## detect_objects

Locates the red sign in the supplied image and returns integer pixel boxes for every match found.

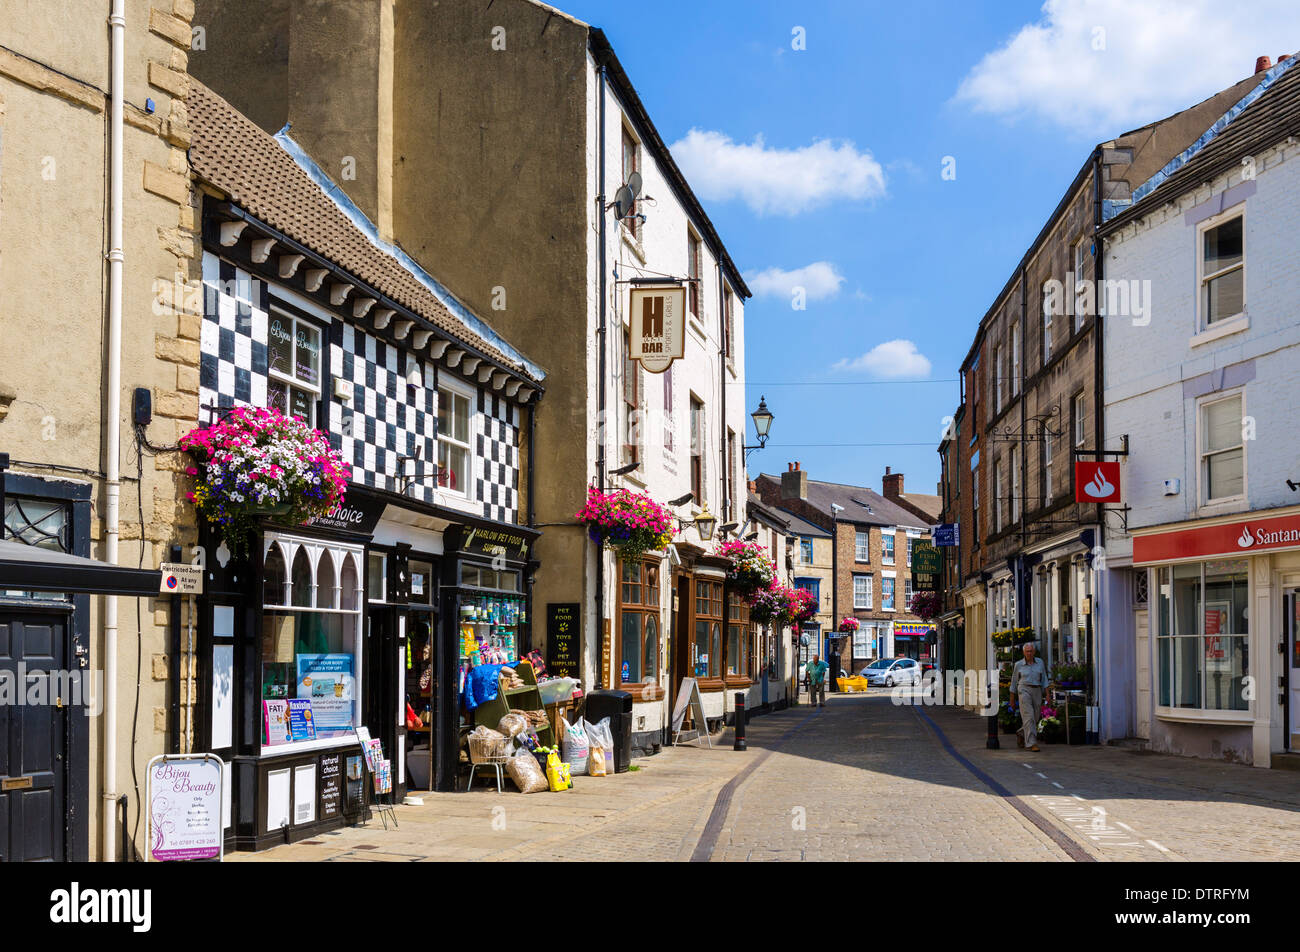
[1204,610,1222,636]
[1074,461,1121,503]
[1133,510,1300,564]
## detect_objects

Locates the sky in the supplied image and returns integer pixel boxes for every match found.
[558,0,1299,497]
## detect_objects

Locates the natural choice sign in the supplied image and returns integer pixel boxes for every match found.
[629,285,686,373]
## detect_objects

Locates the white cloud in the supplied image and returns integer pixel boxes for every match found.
[746,261,845,300]
[953,0,1300,133]
[668,129,886,216]
[833,340,932,379]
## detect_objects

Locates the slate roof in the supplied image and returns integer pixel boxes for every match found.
[187,81,544,381]
[758,475,932,530]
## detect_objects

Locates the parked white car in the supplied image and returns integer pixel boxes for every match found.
[861,657,921,687]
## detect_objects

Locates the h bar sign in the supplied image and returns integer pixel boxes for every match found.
[629,285,685,374]
[1074,461,1121,504]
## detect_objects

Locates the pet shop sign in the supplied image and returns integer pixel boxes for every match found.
[147,754,225,862]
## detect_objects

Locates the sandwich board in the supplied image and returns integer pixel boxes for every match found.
[670,677,711,748]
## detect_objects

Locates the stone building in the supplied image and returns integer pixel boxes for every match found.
[0,0,200,860]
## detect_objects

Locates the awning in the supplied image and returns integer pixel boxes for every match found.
[0,539,162,597]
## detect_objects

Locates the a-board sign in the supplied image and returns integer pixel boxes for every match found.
[670,677,711,748]
[319,752,342,819]
[546,603,580,679]
[147,754,224,862]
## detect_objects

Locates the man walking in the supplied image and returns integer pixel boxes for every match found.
[1009,642,1050,751]
[805,654,829,708]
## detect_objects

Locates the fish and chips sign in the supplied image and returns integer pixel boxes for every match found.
[629,285,686,374]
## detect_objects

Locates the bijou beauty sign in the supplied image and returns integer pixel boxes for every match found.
[146,754,225,862]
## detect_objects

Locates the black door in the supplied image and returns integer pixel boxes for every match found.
[0,611,68,861]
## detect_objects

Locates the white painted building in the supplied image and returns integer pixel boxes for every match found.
[1099,55,1300,765]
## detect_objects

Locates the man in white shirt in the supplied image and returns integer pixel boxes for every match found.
[1009,642,1050,751]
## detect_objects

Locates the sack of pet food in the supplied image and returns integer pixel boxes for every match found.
[506,747,548,794]
[497,712,529,738]
[560,716,589,776]
[545,749,571,792]
[585,717,615,775]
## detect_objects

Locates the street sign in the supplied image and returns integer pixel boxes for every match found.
[932,523,960,547]
[1074,461,1121,503]
[159,562,203,595]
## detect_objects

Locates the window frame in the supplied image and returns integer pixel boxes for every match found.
[692,576,724,680]
[621,324,641,466]
[1196,207,1245,332]
[436,380,475,500]
[687,231,703,320]
[882,532,895,566]
[266,304,324,428]
[1154,561,1251,718]
[853,573,873,610]
[621,125,641,242]
[1197,390,1246,507]
[881,576,896,613]
[1041,281,1054,366]
[1073,392,1086,449]
[1073,237,1090,333]
[689,395,704,503]
[618,557,661,687]
[854,529,870,563]
[1010,321,1020,396]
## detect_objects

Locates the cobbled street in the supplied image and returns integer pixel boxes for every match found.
[233,691,1300,863]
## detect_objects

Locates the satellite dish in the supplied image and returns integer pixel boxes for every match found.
[627,171,643,198]
[613,184,635,219]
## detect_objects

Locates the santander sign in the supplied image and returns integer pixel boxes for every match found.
[1074,461,1121,504]
[1134,510,1300,564]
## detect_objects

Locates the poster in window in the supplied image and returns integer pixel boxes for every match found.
[268,315,294,376]
[287,698,317,741]
[297,654,355,734]
[289,386,314,423]
[263,699,292,746]
[295,323,321,386]
[629,286,686,373]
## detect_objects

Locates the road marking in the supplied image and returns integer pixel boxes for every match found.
[1036,772,1047,778]
[1022,763,1033,769]
[1051,782,1064,789]
[1116,821,1135,833]
[1147,839,1170,852]
[1072,795,1085,802]
[1029,796,1153,852]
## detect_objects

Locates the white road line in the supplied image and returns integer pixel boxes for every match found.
[1051,782,1064,789]
[1023,763,1033,769]
[1071,795,1085,802]
[1147,839,1170,853]
[1116,821,1136,833]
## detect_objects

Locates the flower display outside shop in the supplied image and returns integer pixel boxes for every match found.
[179,405,349,556]
[908,589,943,621]
[747,583,791,625]
[575,487,675,562]
[1053,663,1089,690]
[714,539,776,599]
[990,626,1037,648]
[786,587,818,627]
[838,616,860,634]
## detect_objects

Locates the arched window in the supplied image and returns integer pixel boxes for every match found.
[263,542,286,606]
[340,554,359,612]
[316,549,337,609]
[291,547,313,608]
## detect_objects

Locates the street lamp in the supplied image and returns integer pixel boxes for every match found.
[694,503,717,542]
[750,396,774,447]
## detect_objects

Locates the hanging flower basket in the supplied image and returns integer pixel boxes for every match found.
[785,587,818,628]
[714,539,776,600]
[180,405,349,557]
[838,616,860,634]
[575,487,674,563]
[908,590,943,621]
[748,583,789,625]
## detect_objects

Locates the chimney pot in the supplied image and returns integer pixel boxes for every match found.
[1256,55,1273,73]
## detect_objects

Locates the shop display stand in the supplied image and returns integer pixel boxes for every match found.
[355,728,399,831]
[472,660,556,747]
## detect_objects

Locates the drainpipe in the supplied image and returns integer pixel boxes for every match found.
[595,60,607,688]
[717,264,727,522]
[103,0,126,862]
[1091,147,1105,741]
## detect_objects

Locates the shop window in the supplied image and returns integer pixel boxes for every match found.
[409,559,434,605]
[260,535,365,751]
[618,558,660,684]
[727,593,752,679]
[366,552,386,602]
[1156,560,1248,712]
[437,386,472,497]
[693,577,723,678]
[266,307,321,427]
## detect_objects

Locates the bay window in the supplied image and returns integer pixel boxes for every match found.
[1156,560,1248,712]
[693,577,723,679]
[618,558,660,685]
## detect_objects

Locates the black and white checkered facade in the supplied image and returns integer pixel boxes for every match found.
[200,251,521,522]
[475,392,519,523]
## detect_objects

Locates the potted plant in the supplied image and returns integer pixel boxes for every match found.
[1037,705,1064,743]
[575,487,675,562]
[997,701,1020,734]
[838,616,860,635]
[180,405,349,556]
[715,539,776,600]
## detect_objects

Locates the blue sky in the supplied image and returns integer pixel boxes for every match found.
[559,0,1296,496]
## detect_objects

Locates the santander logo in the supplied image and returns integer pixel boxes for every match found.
[1237,526,1255,549]
[1082,468,1115,499]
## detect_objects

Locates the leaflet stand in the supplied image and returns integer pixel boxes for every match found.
[670,678,712,748]
[355,727,398,831]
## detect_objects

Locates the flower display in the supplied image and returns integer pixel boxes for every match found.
[991,626,1038,647]
[714,539,776,599]
[747,582,817,628]
[575,487,675,562]
[838,616,860,633]
[180,405,349,555]
[908,589,943,621]
[786,587,818,627]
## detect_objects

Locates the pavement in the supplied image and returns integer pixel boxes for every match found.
[230,689,1300,862]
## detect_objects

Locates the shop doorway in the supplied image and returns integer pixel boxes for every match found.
[1287,591,1300,751]
[671,573,690,696]
[0,609,68,861]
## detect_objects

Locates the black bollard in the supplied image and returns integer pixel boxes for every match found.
[733,692,747,751]
[986,708,1000,750]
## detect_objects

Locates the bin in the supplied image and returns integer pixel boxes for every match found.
[585,689,633,773]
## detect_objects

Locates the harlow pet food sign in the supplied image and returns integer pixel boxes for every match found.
[629,285,686,374]
[1133,510,1300,564]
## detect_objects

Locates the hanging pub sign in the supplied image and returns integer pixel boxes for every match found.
[629,285,686,374]
[1075,461,1121,503]
[931,523,960,547]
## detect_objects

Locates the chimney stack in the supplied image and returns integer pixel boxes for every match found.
[781,461,808,502]
[1256,55,1273,73]
[883,468,904,501]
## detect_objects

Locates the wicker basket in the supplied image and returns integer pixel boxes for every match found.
[467,727,507,764]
